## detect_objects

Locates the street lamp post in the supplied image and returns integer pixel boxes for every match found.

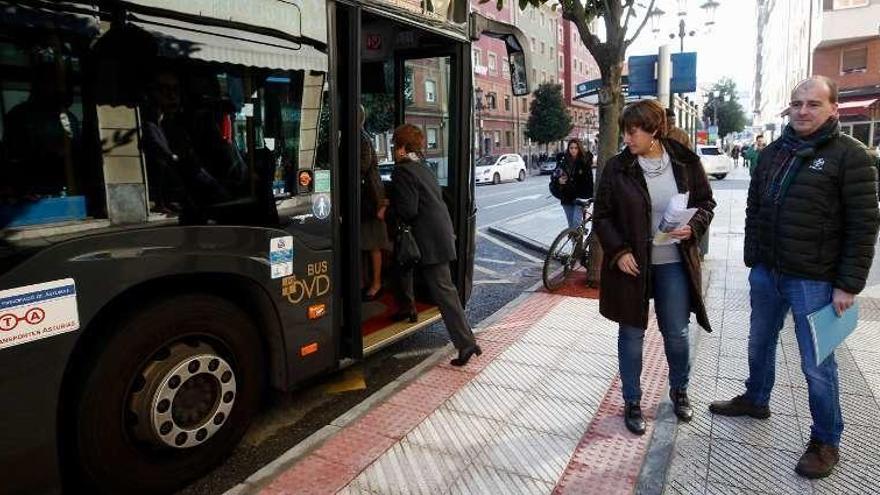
[475,87,484,159]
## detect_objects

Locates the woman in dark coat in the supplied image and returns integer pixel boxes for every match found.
[556,138,594,228]
[359,106,389,300]
[390,124,481,367]
[593,99,716,435]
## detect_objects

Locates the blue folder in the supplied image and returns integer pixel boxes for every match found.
[807,302,859,365]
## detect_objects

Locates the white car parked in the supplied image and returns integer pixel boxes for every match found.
[474,154,527,185]
[697,145,733,180]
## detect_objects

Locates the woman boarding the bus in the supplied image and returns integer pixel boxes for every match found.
[554,138,594,228]
[593,99,715,435]
[389,124,481,367]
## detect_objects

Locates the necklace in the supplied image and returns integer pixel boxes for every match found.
[638,149,670,178]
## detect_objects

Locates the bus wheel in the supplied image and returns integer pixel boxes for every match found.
[493,172,501,185]
[73,294,264,494]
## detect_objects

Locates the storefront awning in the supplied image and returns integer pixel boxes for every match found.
[129,13,327,73]
[838,98,878,117]
[0,1,99,37]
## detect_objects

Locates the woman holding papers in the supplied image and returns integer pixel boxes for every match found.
[593,99,716,435]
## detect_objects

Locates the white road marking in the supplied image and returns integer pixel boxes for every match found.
[475,257,517,265]
[478,231,544,263]
[474,279,514,285]
[482,194,544,210]
[474,264,502,277]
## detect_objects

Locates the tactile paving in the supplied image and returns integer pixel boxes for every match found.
[706,439,812,494]
[344,439,467,495]
[473,359,551,392]
[403,406,503,459]
[473,423,580,484]
[791,388,880,428]
[714,377,797,414]
[444,381,528,422]
[506,393,596,440]
[520,324,582,349]
[497,341,567,369]
[555,350,618,379]
[812,459,880,495]
[531,369,611,406]
[445,462,554,495]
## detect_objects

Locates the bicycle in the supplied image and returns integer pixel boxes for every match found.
[542,198,594,291]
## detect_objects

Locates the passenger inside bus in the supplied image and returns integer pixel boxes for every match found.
[359,105,390,302]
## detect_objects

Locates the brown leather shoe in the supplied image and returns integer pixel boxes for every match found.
[795,439,839,479]
[709,394,771,419]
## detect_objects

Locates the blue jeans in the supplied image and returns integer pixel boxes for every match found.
[561,203,584,229]
[619,262,692,403]
[745,264,843,446]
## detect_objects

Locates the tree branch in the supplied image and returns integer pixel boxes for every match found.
[560,0,600,54]
[624,0,655,48]
[621,0,636,37]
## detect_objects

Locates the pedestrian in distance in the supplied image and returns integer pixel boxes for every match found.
[710,76,880,479]
[551,138,594,228]
[665,107,692,150]
[389,124,481,367]
[745,134,766,177]
[593,99,716,435]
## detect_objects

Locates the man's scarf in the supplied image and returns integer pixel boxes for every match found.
[765,118,839,204]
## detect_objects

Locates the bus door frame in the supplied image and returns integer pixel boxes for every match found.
[392,42,474,304]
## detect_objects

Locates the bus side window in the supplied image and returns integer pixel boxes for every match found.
[0,34,103,229]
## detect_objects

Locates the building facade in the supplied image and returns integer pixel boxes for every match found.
[812,0,880,148]
[752,0,823,138]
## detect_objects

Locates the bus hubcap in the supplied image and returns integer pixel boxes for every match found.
[130,343,237,449]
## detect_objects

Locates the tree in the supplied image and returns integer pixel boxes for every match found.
[513,0,656,284]
[525,83,573,150]
[703,78,748,138]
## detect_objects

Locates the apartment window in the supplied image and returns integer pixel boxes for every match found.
[531,37,536,52]
[486,92,497,110]
[832,0,869,9]
[541,42,545,54]
[504,94,511,111]
[542,70,547,82]
[472,48,481,66]
[841,47,868,73]
[559,55,563,67]
[550,47,554,58]
[425,80,437,103]
[488,53,497,72]
[532,68,537,83]
[540,12,545,26]
[426,128,438,149]
[505,130,513,147]
[502,57,509,77]
[521,98,528,112]
[493,130,501,146]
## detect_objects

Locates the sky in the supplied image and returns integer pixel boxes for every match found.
[625,0,758,109]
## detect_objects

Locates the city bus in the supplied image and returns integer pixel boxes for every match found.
[0,0,529,493]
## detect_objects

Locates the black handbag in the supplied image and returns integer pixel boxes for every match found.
[395,223,421,267]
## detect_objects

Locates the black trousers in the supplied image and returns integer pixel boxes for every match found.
[399,262,476,351]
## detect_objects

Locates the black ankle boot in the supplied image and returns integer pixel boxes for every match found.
[670,388,693,422]
[624,402,646,435]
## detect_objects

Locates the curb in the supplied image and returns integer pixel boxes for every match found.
[486,225,550,255]
[224,286,545,495]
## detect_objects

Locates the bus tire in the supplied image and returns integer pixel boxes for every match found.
[72,294,264,494]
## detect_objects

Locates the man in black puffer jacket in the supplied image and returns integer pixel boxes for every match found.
[711,76,880,480]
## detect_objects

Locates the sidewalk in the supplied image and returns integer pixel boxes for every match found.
[228,173,880,494]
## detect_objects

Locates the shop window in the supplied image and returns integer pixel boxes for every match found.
[852,123,871,146]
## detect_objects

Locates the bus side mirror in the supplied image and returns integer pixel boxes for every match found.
[508,51,528,96]
[469,13,530,97]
